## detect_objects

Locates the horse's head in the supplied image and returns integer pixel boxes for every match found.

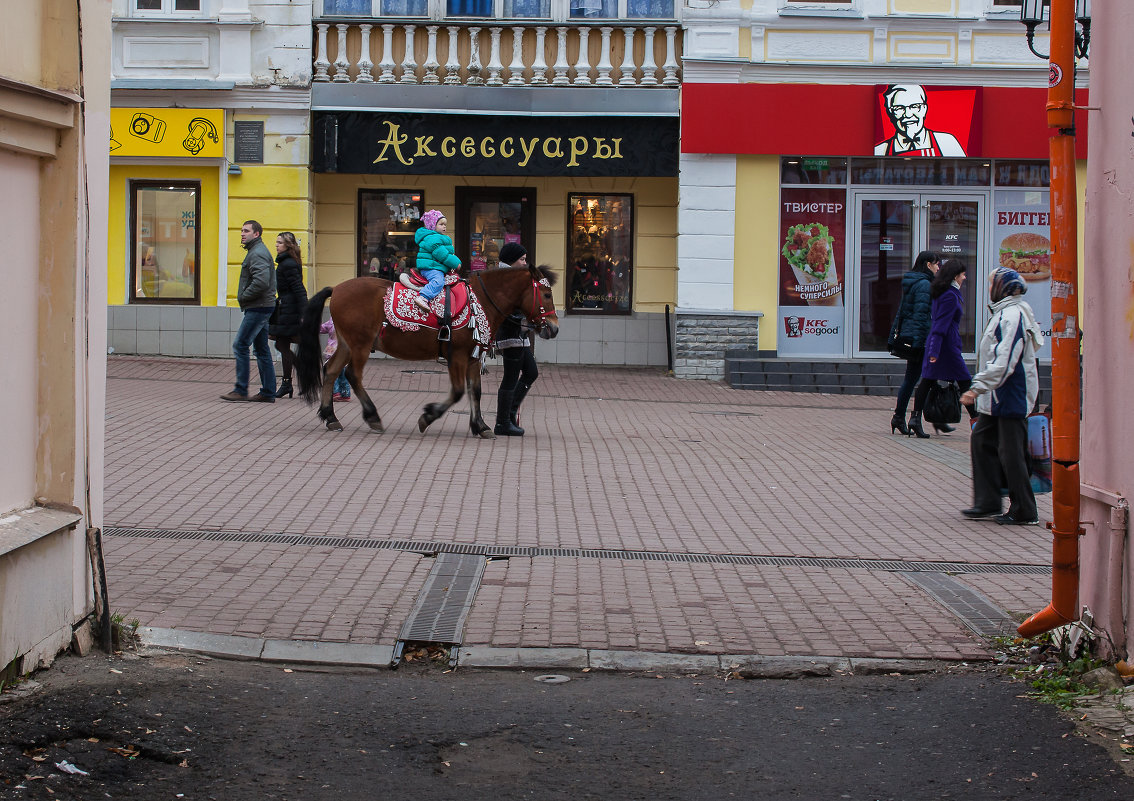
[528,264,559,339]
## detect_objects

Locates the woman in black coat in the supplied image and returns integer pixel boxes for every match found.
[887,250,939,434]
[493,242,539,437]
[268,231,307,398]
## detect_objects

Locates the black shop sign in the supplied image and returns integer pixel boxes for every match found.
[313,111,678,177]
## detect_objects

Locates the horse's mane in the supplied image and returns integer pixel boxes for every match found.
[535,264,558,286]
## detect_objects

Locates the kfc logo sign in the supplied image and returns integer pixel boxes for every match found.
[784,316,840,337]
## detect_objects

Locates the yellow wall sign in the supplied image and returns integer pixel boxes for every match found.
[110,108,225,158]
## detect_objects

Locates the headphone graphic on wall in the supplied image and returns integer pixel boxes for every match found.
[183,117,219,155]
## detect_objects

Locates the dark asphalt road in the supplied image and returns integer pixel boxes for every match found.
[1,651,1131,801]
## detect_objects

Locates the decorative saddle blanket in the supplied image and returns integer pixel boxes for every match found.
[383,273,490,345]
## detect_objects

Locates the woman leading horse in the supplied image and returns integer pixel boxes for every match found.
[294,264,558,437]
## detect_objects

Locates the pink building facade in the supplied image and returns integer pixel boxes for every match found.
[1080,0,1133,658]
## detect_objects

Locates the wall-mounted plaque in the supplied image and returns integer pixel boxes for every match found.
[233,121,264,164]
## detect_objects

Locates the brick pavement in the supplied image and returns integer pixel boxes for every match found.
[102,356,1053,662]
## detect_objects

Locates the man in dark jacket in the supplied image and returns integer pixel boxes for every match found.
[220,220,278,402]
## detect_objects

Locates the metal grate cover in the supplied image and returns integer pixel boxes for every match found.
[397,553,485,644]
[104,527,1050,576]
[901,572,1021,638]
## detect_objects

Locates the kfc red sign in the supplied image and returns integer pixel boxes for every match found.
[783,316,840,338]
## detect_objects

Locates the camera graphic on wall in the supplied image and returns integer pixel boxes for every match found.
[183,117,219,155]
[129,112,166,143]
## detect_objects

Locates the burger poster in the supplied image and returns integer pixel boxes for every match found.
[994,195,1052,359]
[778,188,847,355]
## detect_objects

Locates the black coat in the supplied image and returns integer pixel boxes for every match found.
[888,269,933,350]
[269,254,307,338]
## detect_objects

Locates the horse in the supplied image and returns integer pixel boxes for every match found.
[294,265,559,437]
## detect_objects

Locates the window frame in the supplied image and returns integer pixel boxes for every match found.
[131,0,208,18]
[129,179,203,306]
[317,0,677,22]
[565,192,634,316]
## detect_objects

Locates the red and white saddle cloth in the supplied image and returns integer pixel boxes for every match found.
[383,272,490,345]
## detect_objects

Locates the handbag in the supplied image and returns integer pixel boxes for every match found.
[888,284,917,359]
[923,380,962,425]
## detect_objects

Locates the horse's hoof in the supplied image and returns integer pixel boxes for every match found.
[417,415,429,433]
[366,419,384,433]
[327,420,343,432]
[479,428,495,439]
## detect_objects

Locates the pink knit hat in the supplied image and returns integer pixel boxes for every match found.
[421,209,445,230]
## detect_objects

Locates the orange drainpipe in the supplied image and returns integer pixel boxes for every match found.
[1018,0,1084,639]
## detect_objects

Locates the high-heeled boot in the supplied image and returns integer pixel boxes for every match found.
[907,411,930,439]
[932,422,955,433]
[890,411,910,435]
[510,381,532,431]
[275,379,293,399]
[494,389,523,436]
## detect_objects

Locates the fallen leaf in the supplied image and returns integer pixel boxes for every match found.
[109,669,123,674]
[87,738,99,743]
[283,669,293,673]
[179,759,190,768]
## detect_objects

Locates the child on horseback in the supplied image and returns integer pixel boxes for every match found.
[412,210,463,314]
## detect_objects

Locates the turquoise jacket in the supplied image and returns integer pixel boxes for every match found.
[414,227,462,274]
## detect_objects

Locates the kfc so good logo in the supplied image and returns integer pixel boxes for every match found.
[784,317,840,337]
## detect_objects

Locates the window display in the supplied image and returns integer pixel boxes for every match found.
[357,189,424,279]
[566,193,632,314]
[130,181,201,303]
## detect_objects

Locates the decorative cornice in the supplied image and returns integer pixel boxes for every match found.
[0,78,78,159]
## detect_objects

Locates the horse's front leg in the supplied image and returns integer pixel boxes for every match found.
[466,357,493,438]
[346,353,383,433]
[417,361,466,434]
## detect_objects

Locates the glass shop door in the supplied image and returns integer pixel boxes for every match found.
[454,187,537,273]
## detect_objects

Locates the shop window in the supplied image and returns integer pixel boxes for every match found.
[993,160,1051,187]
[570,0,673,17]
[358,189,425,279]
[781,157,848,185]
[130,181,201,304]
[566,194,632,315]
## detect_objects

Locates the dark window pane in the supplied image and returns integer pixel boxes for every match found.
[781,156,848,185]
[570,0,614,17]
[505,0,548,16]
[447,0,493,15]
[567,194,632,314]
[132,183,200,303]
[358,190,424,279]
[994,160,1051,187]
[381,0,427,12]
[325,0,372,14]
[627,0,673,17]
[174,0,200,10]
[849,158,990,187]
[136,0,161,9]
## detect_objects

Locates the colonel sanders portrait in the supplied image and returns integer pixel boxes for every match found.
[874,84,966,157]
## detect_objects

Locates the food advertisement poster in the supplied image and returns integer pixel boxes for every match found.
[778,188,847,355]
[994,192,1052,359]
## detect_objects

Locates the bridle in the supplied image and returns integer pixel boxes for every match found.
[474,269,554,333]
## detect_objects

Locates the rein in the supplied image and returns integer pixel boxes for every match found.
[474,270,550,331]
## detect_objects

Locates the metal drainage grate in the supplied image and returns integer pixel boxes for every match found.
[392,553,485,667]
[104,527,1050,576]
[901,572,1021,638]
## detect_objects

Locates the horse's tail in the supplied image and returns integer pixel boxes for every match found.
[296,287,332,404]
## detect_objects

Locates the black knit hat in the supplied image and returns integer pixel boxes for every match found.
[498,242,527,266]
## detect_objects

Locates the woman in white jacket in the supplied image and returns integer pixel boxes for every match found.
[960,268,1044,526]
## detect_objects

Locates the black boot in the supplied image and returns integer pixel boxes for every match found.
[907,411,930,439]
[932,422,956,433]
[890,411,910,435]
[510,381,532,430]
[275,379,293,399]
[494,389,524,436]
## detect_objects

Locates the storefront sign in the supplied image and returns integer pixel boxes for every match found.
[995,193,1053,359]
[777,188,847,356]
[110,108,224,158]
[313,111,679,177]
[874,85,979,158]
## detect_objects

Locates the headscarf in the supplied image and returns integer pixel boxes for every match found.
[989,267,1026,303]
[421,209,445,231]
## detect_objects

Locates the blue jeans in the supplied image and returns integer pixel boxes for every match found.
[419,269,445,301]
[333,369,351,397]
[233,306,276,396]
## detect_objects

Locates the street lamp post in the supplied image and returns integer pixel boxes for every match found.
[1017,0,1089,639]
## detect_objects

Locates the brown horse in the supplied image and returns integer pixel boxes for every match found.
[294,265,558,437]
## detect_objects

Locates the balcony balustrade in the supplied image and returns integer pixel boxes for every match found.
[312,21,681,87]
